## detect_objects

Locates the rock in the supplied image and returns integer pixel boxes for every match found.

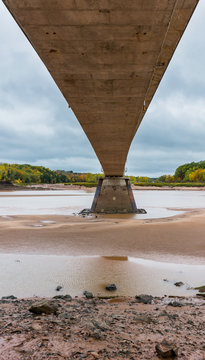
[135,294,153,304]
[1,295,17,300]
[194,285,205,293]
[31,322,42,331]
[92,319,109,331]
[53,294,72,301]
[106,284,117,291]
[55,285,63,291]
[155,340,178,358]
[136,208,147,214]
[59,312,71,320]
[89,329,102,339]
[196,293,205,298]
[135,315,153,323]
[90,352,99,359]
[83,291,94,299]
[158,311,169,318]
[168,301,183,307]
[174,281,184,287]
[86,319,108,340]
[79,208,92,216]
[29,301,58,315]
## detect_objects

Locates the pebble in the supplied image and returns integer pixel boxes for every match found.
[83,291,94,299]
[56,285,63,291]
[90,351,99,358]
[155,339,178,358]
[53,294,72,301]
[135,294,153,304]
[29,300,58,315]
[168,301,183,307]
[106,284,117,291]
[2,295,17,300]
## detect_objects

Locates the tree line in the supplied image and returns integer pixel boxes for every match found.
[0,161,204,186]
[0,163,103,185]
[137,160,205,184]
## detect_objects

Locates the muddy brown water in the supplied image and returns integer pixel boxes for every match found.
[0,254,204,298]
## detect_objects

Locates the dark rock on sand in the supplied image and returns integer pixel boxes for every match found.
[136,208,147,214]
[53,294,72,301]
[79,208,92,216]
[174,281,184,287]
[194,285,205,292]
[135,294,153,304]
[135,314,153,324]
[29,300,58,315]
[196,293,205,298]
[83,291,94,299]
[86,319,109,339]
[155,339,178,358]
[168,301,183,307]
[106,284,117,291]
[1,295,17,300]
[55,285,63,291]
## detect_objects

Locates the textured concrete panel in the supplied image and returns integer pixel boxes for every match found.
[3,0,199,175]
[91,177,137,213]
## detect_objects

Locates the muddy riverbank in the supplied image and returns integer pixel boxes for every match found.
[0,295,204,360]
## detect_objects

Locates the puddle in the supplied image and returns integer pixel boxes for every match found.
[0,254,204,299]
[40,220,56,224]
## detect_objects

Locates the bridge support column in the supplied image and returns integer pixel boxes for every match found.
[91,177,137,213]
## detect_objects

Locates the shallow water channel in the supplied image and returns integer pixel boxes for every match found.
[0,188,205,218]
[0,254,204,298]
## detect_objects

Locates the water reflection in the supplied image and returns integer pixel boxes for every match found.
[102,256,128,261]
[0,254,204,298]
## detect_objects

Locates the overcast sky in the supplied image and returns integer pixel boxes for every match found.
[0,2,204,177]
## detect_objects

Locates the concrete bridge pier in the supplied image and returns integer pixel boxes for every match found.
[91,177,137,214]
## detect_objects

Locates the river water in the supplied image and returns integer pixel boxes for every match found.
[0,189,205,218]
[0,189,204,298]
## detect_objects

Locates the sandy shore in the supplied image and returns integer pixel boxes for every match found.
[0,209,204,263]
[1,183,205,192]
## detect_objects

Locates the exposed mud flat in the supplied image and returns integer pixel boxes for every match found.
[0,296,204,360]
[0,209,205,261]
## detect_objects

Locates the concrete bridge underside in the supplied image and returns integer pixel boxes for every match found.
[3,0,198,213]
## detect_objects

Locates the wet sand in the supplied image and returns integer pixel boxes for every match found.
[0,209,204,263]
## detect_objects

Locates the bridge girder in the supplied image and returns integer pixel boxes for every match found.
[2,0,199,176]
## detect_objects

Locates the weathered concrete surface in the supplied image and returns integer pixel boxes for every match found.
[2,0,199,176]
[91,177,137,213]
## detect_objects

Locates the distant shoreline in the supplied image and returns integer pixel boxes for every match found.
[0,183,205,192]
